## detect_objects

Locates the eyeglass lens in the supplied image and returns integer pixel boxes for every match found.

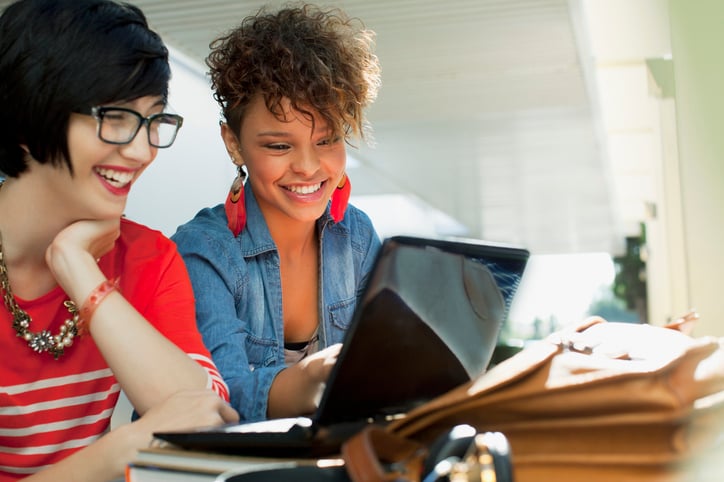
[97,108,182,148]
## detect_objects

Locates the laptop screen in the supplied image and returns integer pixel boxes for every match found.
[315,235,529,426]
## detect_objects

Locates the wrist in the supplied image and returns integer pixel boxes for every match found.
[105,423,144,478]
[77,277,120,336]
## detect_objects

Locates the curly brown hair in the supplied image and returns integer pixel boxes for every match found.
[207,2,380,143]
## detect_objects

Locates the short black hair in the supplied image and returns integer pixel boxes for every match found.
[0,0,171,177]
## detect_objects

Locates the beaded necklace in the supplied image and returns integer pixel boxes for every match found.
[0,185,79,359]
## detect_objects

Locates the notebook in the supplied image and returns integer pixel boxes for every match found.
[154,235,529,457]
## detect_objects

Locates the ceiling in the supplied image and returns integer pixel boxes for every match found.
[3,0,653,255]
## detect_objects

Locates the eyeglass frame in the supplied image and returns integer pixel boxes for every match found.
[80,106,184,148]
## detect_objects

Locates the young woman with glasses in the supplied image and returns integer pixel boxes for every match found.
[0,0,238,480]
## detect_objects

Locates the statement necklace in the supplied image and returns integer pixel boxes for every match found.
[0,230,79,359]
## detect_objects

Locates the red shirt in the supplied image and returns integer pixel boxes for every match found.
[0,219,228,480]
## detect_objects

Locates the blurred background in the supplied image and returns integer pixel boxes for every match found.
[3,0,720,338]
[102,0,724,340]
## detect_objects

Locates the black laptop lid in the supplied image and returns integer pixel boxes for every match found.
[314,235,529,426]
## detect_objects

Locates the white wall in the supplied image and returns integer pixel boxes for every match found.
[124,49,234,237]
[667,0,724,337]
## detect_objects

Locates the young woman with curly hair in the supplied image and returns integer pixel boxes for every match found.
[172,3,382,422]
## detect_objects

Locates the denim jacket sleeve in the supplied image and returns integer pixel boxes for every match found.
[172,207,283,421]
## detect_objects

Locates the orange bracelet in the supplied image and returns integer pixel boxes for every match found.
[77,277,120,336]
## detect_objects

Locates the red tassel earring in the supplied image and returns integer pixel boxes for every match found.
[225,164,247,236]
[330,173,351,223]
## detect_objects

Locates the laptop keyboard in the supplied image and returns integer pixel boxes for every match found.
[221,417,313,433]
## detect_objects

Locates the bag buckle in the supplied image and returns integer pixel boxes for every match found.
[425,432,511,482]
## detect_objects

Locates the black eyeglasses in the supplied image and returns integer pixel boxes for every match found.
[85,106,184,148]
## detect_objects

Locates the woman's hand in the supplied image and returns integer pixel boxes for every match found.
[297,342,342,388]
[267,343,342,418]
[50,218,121,261]
[44,218,120,302]
[112,389,239,474]
[135,388,240,434]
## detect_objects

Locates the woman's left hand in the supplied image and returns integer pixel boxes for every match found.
[45,218,121,302]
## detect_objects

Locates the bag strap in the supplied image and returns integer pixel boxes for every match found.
[342,426,428,482]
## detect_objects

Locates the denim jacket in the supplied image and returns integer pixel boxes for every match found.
[171,185,381,421]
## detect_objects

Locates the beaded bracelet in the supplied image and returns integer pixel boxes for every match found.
[77,277,121,336]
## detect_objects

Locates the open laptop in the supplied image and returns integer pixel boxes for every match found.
[155,235,529,457]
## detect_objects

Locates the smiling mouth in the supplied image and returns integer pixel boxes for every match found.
[284,182,323,194]
[95,167,134,188]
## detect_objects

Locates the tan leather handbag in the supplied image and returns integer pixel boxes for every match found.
[385,316,724,482]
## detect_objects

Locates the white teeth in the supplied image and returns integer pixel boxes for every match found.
[286,183,322,194]
[95,167,134,188]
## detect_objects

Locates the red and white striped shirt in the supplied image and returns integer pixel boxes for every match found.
[0,219,228,480]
